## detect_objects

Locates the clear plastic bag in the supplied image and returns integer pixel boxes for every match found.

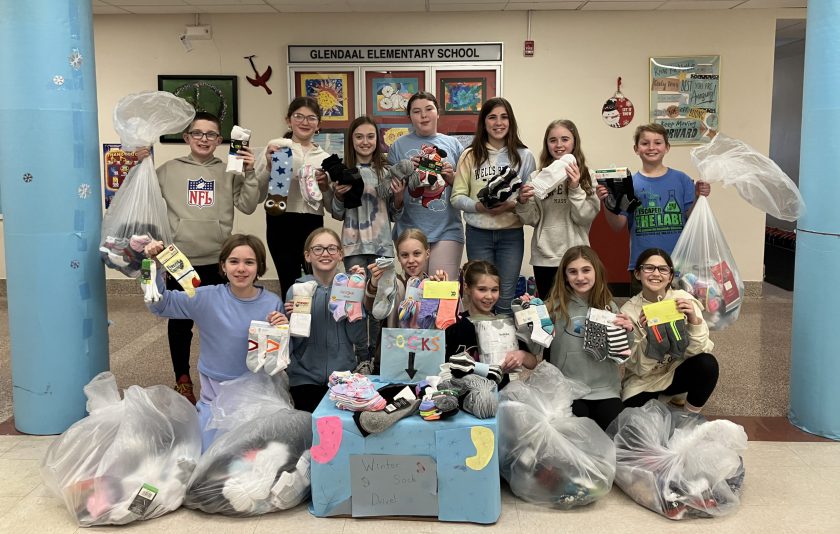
[100,91,195,277]
[497,363,616,508]
[671,196,744,330]
[186,372,312,516]
[690,132,804,221]
[40,372,201,526]
[607,400,747,520]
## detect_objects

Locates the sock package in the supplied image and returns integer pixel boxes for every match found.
[529,154,577,199]
[398,277,423,328]
[593,167,641,215]
[140,258,162,303]
[155,244,201,297]
[226,126,251,175]
[414,144,447,190]
[512,297,555,348]
[247,321,291,375]
[329,272,367,323]
[289,280,318,338]
[582,308,631,364]
[642,300,689,361]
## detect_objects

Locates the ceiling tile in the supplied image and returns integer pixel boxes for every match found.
[505,2,583,9]
[581,1,665,9]
[105,0,188,5]
[193,4,277,11]
[93,5,133,14]
[345,0,425,11]
[658,0,743,8]
[735,0,806,7]
[112,4,199,12]
[430,3,507,10]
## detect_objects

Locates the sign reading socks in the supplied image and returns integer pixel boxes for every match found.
[380,328,445,382]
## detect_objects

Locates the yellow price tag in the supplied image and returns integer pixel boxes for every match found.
[422,281,460,300]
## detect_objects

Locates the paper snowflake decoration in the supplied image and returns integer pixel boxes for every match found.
[78,183,91,199]
[53,75,65,86]
[23,173,32,183]
[69,49,83,70]
[70,260,80,269]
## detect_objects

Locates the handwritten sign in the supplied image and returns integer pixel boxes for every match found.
[380,328,445,381]
[651,78,681,92]
[350,455,438,517]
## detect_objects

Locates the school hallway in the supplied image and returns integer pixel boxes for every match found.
[1,283,839,533]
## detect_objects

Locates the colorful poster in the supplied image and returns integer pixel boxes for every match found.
[649,56,720,145]
[301,73,350,121]
[102,144,144,209]
[371,78,418,116]
[379,124,411,154]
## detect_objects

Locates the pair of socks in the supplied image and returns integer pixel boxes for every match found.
[330,273,366,322]
[322,154,364,209]
[582,308,632,363]
[397,277,422,328]
[438,375,498,419]
[597,169,641,214]
[448,351,503,384]
[530,153,577,199]
[646,319,689,362]
[413,279,459,330]
[371,257,397,320]
[477,166,523,208]
[374,159,416,199]
[297,163,322,211]
[155,244,201,297]
[511,297,555,348]
[353,384,420,436]
[140,258,162,303]
[266,143,294,215]
[289,280,318,337]
[419,394,459,421]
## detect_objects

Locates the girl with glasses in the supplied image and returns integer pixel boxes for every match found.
[283,228,368,412]
[258,96,333,297]
[620,248,719,413]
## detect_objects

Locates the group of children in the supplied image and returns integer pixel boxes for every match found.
[141,89,717,437]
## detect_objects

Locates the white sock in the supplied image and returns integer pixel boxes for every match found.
[530,153,576,199]
[372,257,397,320]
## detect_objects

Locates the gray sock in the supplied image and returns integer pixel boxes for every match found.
[359,398,421,435]
[645,323,671,362]
[372,257,397,320]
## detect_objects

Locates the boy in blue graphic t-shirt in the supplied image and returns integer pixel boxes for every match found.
[597,123,710,292]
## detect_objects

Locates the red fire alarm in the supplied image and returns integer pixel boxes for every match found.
[524,40,534,57]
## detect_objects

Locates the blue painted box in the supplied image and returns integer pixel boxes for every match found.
[309,380,501,524]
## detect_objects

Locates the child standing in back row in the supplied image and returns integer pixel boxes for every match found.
[597,123,710,293]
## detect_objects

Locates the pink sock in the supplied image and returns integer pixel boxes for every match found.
[346,273,366,322]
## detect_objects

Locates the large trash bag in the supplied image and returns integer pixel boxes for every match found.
[498,363,616,508]
[100,91,195,277]
[671,196,744,330]
[40,372,201,526]
[607,400,747,520]
[690,132,804,221]
[185,373,312,516]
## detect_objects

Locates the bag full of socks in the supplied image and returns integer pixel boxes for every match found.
[497,363,616,508]
[186,373,312,516]
[607,399,747,520]
[100,91,195,277]
[40,372,201,527]
[670,196,744,330]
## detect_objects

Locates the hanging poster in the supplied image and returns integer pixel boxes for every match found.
[102,143,146,209]
[294,70,356,130]
[649,56,719,145]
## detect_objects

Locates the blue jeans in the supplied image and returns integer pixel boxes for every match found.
[465,225,524,316]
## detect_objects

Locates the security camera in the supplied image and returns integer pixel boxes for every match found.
[179,34,193,52]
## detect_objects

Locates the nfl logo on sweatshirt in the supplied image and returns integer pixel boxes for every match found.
[188,178,215,208]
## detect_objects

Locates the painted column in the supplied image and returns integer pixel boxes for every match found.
[0,1,109,434]
[789,0,840,439]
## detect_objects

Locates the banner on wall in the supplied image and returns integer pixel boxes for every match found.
[289,44,503,64]
[649,55,720,145]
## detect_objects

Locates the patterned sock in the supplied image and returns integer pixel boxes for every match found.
[298,163,322,211]
[606,324,631,363]
[529,297,554,335]
[266,144,294,215]
[583,320,610,362]
[398,277,422,328]
[331,273,349,321]
[345,273,366,322]
[155,244,201,297]
[417,280,439,329]
[435,297,459,329]
[645,323,671,362]
[372,257,397,320]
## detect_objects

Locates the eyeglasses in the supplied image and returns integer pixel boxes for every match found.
[309,245,340,256]
[187,130,220,141]
[640,264,672,275]
[291,113,319,124]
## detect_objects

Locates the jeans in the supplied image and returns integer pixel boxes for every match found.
[465,225,524,316]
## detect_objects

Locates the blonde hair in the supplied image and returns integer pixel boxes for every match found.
[395,228,429,252]
[303,227,341,255]
[544,246,613,326]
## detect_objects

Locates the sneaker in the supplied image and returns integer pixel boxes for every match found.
[174,374,197,405]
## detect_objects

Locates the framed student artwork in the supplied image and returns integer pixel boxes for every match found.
[379,124,412,154]
[434,68,497,135]
[649,55,720,145]
[364,70,424,118]
[293,70,356,131]
[158,75,238,143]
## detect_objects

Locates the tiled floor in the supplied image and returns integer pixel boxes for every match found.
[1,436,839,533]
[2,284,840,532]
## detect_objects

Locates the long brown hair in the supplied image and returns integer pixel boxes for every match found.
[344,115,386,174]
[545,246,613,326]
[467,97,526,172]
[538,119,593,195]
[283,96,322,139]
